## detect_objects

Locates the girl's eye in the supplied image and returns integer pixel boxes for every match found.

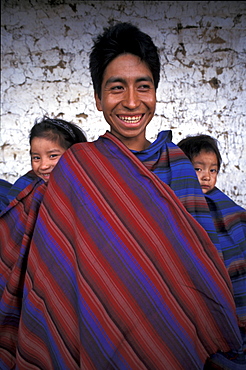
[211,169,218,173]
[32,156,40,161]
[194,167,202,172]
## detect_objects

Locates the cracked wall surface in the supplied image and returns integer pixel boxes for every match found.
[1,0,246,207]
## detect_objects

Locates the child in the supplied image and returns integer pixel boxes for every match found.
[177,134,221,194]
[0,116,86,211]
[29,116,86,182]
[178,134,246,368]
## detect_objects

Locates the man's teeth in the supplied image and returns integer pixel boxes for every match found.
[119,115,142,123]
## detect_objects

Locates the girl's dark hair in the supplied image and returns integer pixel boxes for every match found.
[29,116,87,149]
[89,22,160,99]
[177,134,222,171]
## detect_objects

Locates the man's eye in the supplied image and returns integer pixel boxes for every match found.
[138,84,150,90]
[111,85,124,91]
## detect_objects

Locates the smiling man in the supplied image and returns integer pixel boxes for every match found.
[0,23,244,369]
[95,53,156,150]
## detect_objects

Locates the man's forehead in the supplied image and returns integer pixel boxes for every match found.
[103,54,153,77]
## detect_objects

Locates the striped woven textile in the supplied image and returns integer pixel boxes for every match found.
[135,130,246,329]
[0,132,241,369]
[0,170,38,213]
[133,131,221,249]
[206,188,246,327]
[0,180,12,213]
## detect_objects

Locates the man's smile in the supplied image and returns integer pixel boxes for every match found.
[117,114,143,124]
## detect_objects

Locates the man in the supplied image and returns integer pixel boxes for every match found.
[0,22,242,369]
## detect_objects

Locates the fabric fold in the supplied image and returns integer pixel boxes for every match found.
[0,132,241,369]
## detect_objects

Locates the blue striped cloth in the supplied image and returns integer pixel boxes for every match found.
[133,130,221,250]
[0,132,242,369]
[134,130,246,329]
[206,188,246,326]
[0,171,37,213]
[135,130,246,365]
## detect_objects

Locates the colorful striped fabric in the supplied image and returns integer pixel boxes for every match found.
[0,171,38,213]
[133,131,221,249]
[135,130,246,329]
[206,188,246,327]
[0,180,12,213]
[0,132,242,369]
[138,131,246,365]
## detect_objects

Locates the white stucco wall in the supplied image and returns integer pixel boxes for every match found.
[1,0,246,207]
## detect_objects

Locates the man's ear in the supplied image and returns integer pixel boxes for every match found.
[95,92,103,111]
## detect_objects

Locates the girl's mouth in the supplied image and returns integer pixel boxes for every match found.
[40,173,51,181]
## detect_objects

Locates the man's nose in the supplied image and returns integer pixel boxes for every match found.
[123,88,140,109]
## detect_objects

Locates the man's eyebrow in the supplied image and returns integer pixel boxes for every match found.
[105,77,124,86]
[136,76,153,83]
[105,76,153,86]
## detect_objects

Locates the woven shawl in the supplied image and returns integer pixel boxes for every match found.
[135,130,246,328]
[0,132,241,370]
[0,170,37,213]
[133,130,220,249]
[0,180,12,212]
[206,188,246,326]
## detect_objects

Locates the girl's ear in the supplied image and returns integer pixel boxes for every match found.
[95,92,103,111]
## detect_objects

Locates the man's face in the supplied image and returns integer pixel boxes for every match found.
[95,53,156,150]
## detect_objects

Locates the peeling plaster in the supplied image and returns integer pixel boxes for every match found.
[1,0,246,207]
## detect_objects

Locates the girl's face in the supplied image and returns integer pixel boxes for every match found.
[30,137,66,182]
[192,150,219,194]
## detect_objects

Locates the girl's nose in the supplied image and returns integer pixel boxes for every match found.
[202,170,210,180]
[39,159,50,169]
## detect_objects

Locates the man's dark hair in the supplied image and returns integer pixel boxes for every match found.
[177,134,222,171]
[29,116,87,150]
[89,22,160,99]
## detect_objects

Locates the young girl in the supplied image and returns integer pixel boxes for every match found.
[178,134,246,369]
[29,116,86,182]
[0,116,86,211]
[177,134,221,194]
